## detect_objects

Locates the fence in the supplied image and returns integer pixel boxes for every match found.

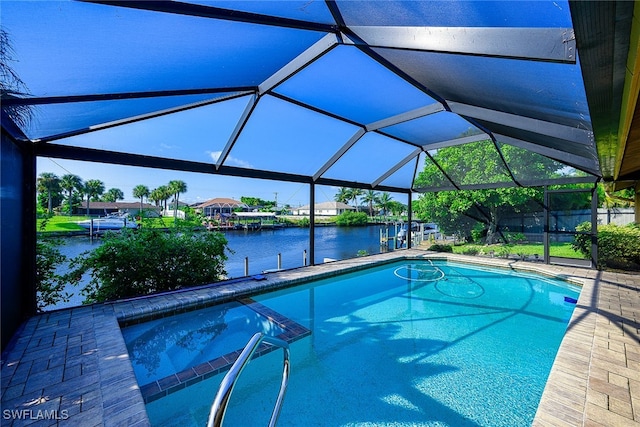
[161,209,186,219]
[499,208,635,242]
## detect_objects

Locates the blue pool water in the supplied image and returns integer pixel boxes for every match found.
[133,260,580,426]
[122,301,285,384]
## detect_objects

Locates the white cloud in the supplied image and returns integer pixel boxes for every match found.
[208,151,253,168]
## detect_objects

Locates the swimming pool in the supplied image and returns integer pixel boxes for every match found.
[124,260,580,426]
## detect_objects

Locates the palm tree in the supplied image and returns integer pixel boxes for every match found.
[335,187,351,204]
[133,185,150,216]
[361,190,379,217]
[168,180,187,222]
[60,174,83,216]
[102,188,124,203]
[149,188,163,207]
[376,192,393,221]
[350,188,364,212]
[156,185,172,212]
[83,179,105,216]
[37,172,60,214]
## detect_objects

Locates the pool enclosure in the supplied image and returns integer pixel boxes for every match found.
[2,1,639,348]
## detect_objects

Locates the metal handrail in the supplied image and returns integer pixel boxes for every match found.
[207,333,290,427]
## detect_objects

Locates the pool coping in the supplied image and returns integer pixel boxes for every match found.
[1,249,638,426]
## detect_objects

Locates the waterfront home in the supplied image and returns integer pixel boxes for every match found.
[194,198,249,217]
[292,201,355,217]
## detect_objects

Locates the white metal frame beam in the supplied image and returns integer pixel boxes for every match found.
[347,26,576,63]
[372,147,422,188]
[421,133,492,151]
[313,128,366,181]
[448,101,595,146]
[258,33,341,95]
[365,103,445,131]
[495,133,601,176]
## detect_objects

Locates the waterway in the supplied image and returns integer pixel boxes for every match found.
[48,225,404,310]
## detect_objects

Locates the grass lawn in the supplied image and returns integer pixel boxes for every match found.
[37,215,201,232]
[37,215,87,232]
[451,242,585,259]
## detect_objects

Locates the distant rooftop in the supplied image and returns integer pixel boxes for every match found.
[194,198,248,209]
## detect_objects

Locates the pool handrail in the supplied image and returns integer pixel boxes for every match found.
[207,332,290,427]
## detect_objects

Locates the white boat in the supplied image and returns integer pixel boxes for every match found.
[77,212,138,231]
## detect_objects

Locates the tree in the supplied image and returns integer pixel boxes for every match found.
[168,180,187,222]
[149,187,163,207]
[240,196,275,210]
[388,200,406,217]
[67,228,228,303]
[350,188,364,212]
[334,187,363,211]
[60,174,83,215]
[83,179,105,215]
[361,190,379,217]
[335,187,351,204]
[156,185,172,212]
[598,183,635,208]
[133,185,150,215]
[37,172,60,214]
[376,192,393,220]
[36,238,69,310]
[102,188,124,203]
[413,141,562,244]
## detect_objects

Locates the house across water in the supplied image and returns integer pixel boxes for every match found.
[291,201,355,217]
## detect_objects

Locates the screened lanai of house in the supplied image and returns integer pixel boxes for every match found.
[2,0,639,347]
[4,0,637,193]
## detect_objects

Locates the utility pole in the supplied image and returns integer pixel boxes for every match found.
[274,192,278,209]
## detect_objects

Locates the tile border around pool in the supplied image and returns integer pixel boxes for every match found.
[138,297,311,403]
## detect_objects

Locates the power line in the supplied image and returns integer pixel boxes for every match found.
[45,158,75,175]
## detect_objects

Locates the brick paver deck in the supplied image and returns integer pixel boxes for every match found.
[1,250,638,426]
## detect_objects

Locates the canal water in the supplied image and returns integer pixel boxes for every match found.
[48,225,402,310]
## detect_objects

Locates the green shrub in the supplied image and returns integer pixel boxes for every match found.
[573,222,640,269]
[505,232,527,244]
[572,222,592,257]
[36,238,70,310]
[67,228,229,303]
[427,243,453,253]
[335,211,368,226]
[461,247,479,255]
[494,246,511,258]
[470,223,486,243]
[299,217,311,227]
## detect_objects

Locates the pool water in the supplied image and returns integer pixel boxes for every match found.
[122,301,285,384]
[136,260,580,426]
